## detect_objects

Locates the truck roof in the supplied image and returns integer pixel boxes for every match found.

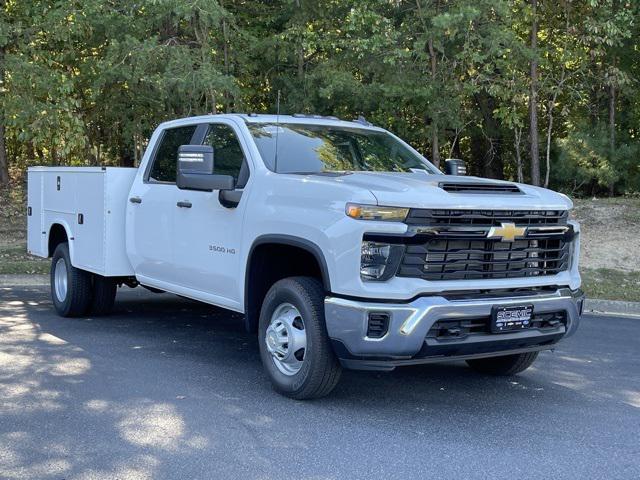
[157,113,382,131]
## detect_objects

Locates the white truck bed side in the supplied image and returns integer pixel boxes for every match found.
[27,167,137,276]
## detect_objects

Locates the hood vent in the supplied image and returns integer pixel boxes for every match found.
[439,182,522,194]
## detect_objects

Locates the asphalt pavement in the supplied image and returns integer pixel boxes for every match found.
[1,286,638,480]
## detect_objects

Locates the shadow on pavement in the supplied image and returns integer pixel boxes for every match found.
[1,286,638,479]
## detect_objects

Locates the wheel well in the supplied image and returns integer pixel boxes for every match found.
[245,241,329,332]
[48,224,68,257]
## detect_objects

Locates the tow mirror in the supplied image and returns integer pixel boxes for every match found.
[444,158,467,176]
[177,145,235,192]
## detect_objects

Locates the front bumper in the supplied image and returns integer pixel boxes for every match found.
[325,288,584,371]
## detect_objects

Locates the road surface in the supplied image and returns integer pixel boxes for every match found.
[1,286,638,479]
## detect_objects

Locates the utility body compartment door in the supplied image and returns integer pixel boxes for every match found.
[73,172,106,272]
[27,169,45,257]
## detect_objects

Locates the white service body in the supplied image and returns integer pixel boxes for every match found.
[28,167,136,276]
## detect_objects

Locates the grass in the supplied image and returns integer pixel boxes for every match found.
[0,244,49,275]
[0,185,49,275]
[580,268,640,303]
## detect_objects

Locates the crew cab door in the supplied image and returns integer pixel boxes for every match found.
[172,120,252,310]
[126,125,198,286]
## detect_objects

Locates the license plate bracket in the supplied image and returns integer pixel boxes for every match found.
[491,305,534,333]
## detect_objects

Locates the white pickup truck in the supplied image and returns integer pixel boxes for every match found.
[27,114,584,399]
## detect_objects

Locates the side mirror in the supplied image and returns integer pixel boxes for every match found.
[444,158,467,176]
[177,145,235,191]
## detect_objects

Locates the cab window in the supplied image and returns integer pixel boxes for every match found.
[148,125,197,183]
[204,124,246,182]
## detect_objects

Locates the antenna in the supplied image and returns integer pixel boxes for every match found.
[274,90,281,173]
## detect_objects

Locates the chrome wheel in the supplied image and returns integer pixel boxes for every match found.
[54,257,68,302]
[265,303,307,376]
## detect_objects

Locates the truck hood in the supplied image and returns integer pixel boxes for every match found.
[315,172,573,210]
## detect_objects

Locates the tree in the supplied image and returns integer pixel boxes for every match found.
[528,0,540,186]
[0,0,639,195]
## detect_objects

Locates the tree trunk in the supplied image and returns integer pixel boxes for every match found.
[133,134,139,166]
[119,143,134,167]
[608,82,615,196]
[427,38,440,168]
[297,48,304,78]
[529,0,540,186]
[589,50,599,127]
[0,43,9,187]
[475,91,504,179]
[544,96,556,189]
[296,0,304,80]
[514,127,524,183]
[431,124,440,168]
[222,16,232,112]
[0,124,8,187]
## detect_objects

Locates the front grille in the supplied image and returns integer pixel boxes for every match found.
[427,311,566,341]
[406,209,568,227]
[396,209,572,281]
[399,237,570,280]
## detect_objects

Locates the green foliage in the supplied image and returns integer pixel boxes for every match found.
[0,0,639,195]
[555,124,640,194]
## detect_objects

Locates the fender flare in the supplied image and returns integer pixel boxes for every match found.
[246,234,332,292]
[243,234,332,332]
[47,220,75,263]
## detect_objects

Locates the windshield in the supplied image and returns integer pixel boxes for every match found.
[247,123,438,174]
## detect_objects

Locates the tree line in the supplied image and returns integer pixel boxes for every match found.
[0,0,638,195]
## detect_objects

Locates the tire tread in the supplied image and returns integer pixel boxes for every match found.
[51,243,92,317]
[89,275,117,315]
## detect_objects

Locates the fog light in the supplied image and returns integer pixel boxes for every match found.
[367,312,390,338]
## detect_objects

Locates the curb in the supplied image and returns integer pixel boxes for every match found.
[583,299,640,317]
[1,274,639,317]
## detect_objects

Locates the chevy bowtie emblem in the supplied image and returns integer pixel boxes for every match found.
[487,222,526,242]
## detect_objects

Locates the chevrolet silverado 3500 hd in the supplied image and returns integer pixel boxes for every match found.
[27,114,584,399]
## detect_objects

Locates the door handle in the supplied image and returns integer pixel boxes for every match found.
[177,201,192,208]
[129,196,142,204]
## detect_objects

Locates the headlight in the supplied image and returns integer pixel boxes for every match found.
[346,203,409,222]
[361,241,404,281]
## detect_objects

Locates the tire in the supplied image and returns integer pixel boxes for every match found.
[466,351,539,376]
[50,242,92,317]
[89,275,117,315]
[258,276,342,399]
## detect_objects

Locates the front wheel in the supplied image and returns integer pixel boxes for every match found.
[466,351,539,376]
[258,277,342,399]
[51,243,92,317]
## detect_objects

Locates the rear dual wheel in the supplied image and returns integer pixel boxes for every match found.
[51,243,117,317]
